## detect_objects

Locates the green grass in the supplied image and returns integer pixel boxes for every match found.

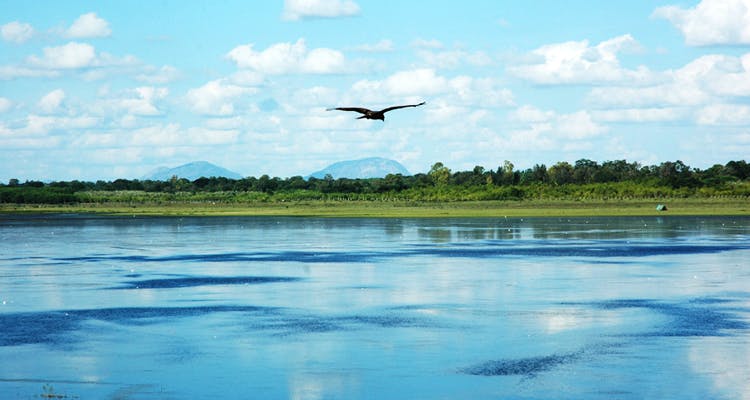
[2,198,748,217]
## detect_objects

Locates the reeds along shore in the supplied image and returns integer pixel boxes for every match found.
[2,198,748,217]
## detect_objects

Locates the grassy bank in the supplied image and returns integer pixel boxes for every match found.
[1,198,748,217]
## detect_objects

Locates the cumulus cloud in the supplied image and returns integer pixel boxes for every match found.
[352,39,394,52]
[653,0,750,46]
[588,52,750,108]
[1,21,35,43]
[282,0,360,21]
[382,68,448,96]
[16,41,139,80]
[136,65,180,84]
[418,48,493,69]
[412,38,444,49]
[509,105,607,140]
[27,42,98,69]
[696,103,750,125]
[185,79,256,116]
[591,108,687,123]
[509,34,650,85]
[0,65,60,80]
[350,68,514,107]
[66,12,112,38]
[13,114,98,137]
[0,97,12,113]
[119,87,169,116]
[38,89,66,114]
[226,38,346,75]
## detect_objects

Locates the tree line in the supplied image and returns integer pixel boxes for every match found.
[2,159,749,205]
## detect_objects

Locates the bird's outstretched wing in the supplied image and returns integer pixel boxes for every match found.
[326,107,372,115]
[379,102,426,114]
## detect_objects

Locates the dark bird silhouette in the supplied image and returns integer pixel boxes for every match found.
[327,101,425,120]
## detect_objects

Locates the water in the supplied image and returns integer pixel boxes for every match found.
[1,215,749,399]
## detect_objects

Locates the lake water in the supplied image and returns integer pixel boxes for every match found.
[1,215,749,399]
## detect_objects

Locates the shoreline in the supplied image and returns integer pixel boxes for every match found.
[2,198,748,217]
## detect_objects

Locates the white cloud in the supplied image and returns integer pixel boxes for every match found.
[557,111,607,139]
[350,69,513,108]
[423,101,481,125]
[509,34,650,84]
[66,12,111,38]
[0,97,12,113]
[509,105,607,139]
[653,0,750,46]
[587,52,750,109]
[185,127,240,145]
[699,53,750,97]
[591,108,686,123]
[418,48,493,69]
[696,104,750,125]
[14,41,140,80]
[27,42,97,69]
[228,70,265,86]
[412,38,444,49]
[509,105,555,123]
[136,65,180,84]
[383,68,448,96]
[352,39,394,53]
[282,0,360,21]
[120,87,169,116]
[0,65,60,80]
[13,114,98,136]
[226,38,346,75]
[448,76,514,107]
[185,79,256,116]
[1,21,35,43]
[38,89,66,114]
[128,123,241,149]
[130,123,181,147]
[293,86,339,106]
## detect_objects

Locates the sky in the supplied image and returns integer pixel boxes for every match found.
[1,0,750,181]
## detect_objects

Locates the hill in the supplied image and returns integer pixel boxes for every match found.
[308,157,411,179]
[143,161,243,181]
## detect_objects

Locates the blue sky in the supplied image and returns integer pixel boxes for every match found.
[2,0,750,181]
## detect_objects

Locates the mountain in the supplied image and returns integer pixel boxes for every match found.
[308,157,411,179]
[143,161,243,181]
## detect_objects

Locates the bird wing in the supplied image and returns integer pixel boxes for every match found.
[326,107,371,115]
[379,101,426,114]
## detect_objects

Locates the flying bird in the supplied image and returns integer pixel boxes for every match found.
[327,101,426,120]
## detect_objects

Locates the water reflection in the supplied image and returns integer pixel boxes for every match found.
[0,215,749,399]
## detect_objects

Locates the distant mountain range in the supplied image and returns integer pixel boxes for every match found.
[142,158,410,181]
[308,157,410,179]
[143,161,243,181]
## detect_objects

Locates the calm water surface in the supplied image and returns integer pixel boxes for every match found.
[1,215,749,399]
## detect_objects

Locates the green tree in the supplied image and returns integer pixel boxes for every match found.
[495,160,517,185]
[548,161,574,185]
[429,162,451,186]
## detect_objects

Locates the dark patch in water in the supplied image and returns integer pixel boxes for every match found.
[113,276,301,289]
[256,313,443,336]
[256,316,345,336]
[0,306,441,346]
[462,351,582,376]
[568,298,749,337]
[0,305,278,347]
[339,314,433,328]
[57,250,385,264]
[53,241,749,266]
